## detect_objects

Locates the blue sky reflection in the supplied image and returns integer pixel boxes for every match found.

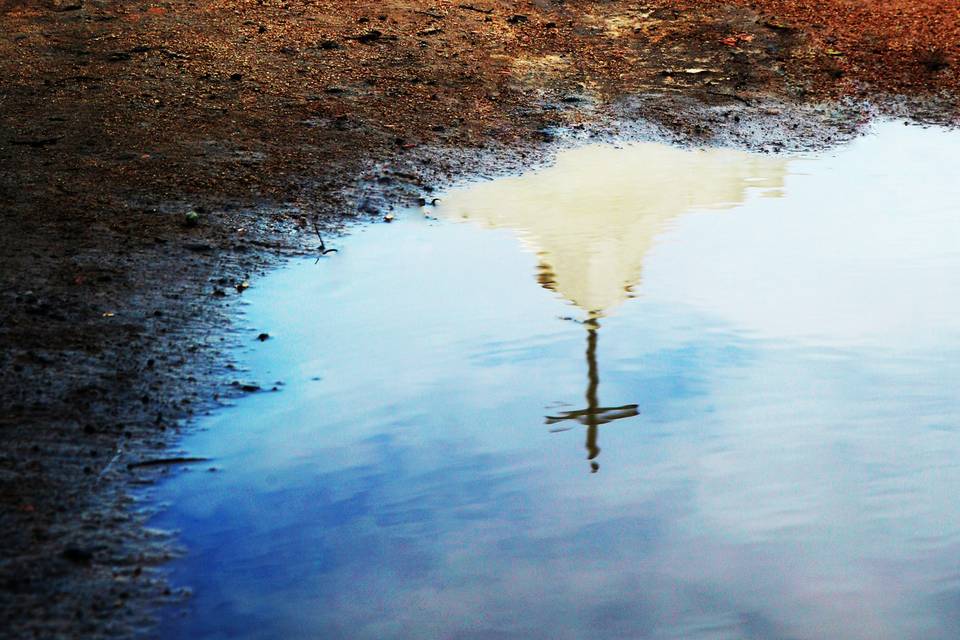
[156,122,960,640]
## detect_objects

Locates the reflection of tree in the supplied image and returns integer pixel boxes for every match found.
[437,143,786,473]
[546,317,639,473]
[437,144,787,317]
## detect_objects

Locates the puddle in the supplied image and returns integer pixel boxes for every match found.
[154,122,960,640]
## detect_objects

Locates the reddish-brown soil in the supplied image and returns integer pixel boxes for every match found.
[729,0,959,92]
[0,1,956,637]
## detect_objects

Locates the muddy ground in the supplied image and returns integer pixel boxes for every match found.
[0,0,957,637]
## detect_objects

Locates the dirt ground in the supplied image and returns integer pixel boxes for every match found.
[0,0,957,637]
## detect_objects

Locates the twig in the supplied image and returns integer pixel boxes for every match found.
[458,4,494,15]
[96,446,123,482]
[127,457,210,469]
[313,218,338,262]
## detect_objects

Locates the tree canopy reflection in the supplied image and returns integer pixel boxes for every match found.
[436,142,787,470]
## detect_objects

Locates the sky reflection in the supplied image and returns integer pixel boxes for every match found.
[155,122,960,640]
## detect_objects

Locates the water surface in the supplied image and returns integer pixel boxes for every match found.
[156,122,960,640]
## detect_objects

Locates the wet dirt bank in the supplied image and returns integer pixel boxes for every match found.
[0,0,957,637]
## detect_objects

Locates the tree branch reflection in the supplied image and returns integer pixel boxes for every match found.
[546,317,639,473]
